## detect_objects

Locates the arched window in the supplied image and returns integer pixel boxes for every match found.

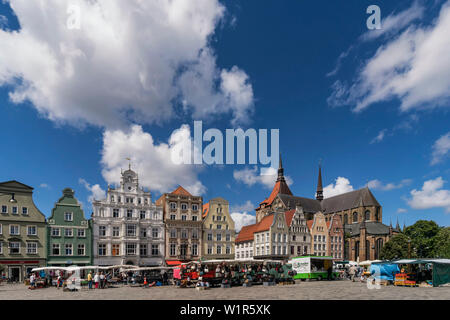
[375,207,380,221]
[343,214,348,224]
[365,240,370,260]
[365,210,371,221]
[353,212,358,223]
[355,241,360,260]
[375,238,383,259]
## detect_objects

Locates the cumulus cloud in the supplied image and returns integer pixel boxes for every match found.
[233,166,293,189]
[230,200,255,213]
[370,129,387,144]
[231,212,256,233]
[431,132,450,165]
[397,208,407,213]
[79,178,106,202]
[101,124,206,195]
[328,1,450,113]
[368,178,412,191]
[408,177,450,213]
[323,177,354,198]
[0,0,254,129]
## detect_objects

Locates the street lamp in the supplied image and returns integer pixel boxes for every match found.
[0,192,17,203]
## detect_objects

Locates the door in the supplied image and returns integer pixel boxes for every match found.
[9,266,21,282]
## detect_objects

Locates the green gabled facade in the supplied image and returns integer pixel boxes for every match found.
[47,188,92,266]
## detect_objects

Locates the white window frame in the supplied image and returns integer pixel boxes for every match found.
[27,242,38,254]
[151,244,159,256]
[192,204,198,211]
[9,241,20,254]
[181,203,188,210]
[1,205,7,214]
[27,225,37,236]
[10,225,20,235]
[98,244,107,256]
[64,212,73,221]
[152,228,159,239]
[170,202,177,210]
[65,243,73,256]
[112,226,120,237]
[99,225,106,237]
[77,244,85,256]
[77,228,86,238]
[64,228,73,237]
[52,243,60,256]
[0,224,2,235]
[52,227,60,237]
[0,242,3,254]
[22,207,28,215]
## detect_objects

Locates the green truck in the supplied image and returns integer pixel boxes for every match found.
[288,256,339,280]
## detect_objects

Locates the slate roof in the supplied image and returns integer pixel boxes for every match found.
[344,221,399,236]
[278,194,322,213]
[321,188,380,213]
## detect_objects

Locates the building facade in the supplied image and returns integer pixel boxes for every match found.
[286,206,311,257]
[156,186,202,264]
[92,167,165,266]
[327,213,344,260]
[202,197,235,260]
[0,181,46,281]
[235,224,256,260]
[47,188,92,266]
[307,212,329,256]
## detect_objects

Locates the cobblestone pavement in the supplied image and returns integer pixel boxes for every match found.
[0,280,449,300]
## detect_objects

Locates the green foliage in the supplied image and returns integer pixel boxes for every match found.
[380,233,411,260]
[432,227,450,258]
[404,220,440,258]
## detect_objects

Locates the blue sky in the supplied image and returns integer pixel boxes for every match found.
[1,0,449,231]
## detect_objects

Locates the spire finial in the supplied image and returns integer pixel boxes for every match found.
[277,153,285,181]
[126,157,131,170]
[316,160,324,201]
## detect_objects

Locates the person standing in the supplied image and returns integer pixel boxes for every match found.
[94,272,100,289]
[29,273,36,288]
[99,272,105,289]
[349,265,356,282]
[87,271,93,290]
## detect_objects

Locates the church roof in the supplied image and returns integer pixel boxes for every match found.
[236,224,258,243]
[278,194,322,213]
[344,221,399,236]
[321,187,380,213]
[170,185,193,196]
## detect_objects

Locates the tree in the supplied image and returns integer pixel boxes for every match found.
[404,220,440,258]
[432,227,450,258]
[380,233,410,260]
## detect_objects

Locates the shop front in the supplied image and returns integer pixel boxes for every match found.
[1,260,44,282]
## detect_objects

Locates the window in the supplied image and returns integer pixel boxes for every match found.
[126,243,136,255]
[207,246,213,255]
[22,207,28,215]
[111,195,115,202]
[314,235,317,242]
[192,215,198,221]
[192,230,198,239]
[27,242,37,254]
[216,245,222,254]
[216,216,222,221]
[27,226,37,236]
[64,212,73,221]
[226,246,231,254]
[170,214,176,220]
[181,215,187,221]
[118,196,121,203]
[207,233,212,241]
[152,212,158,220]
[192,204,198,211]
[152,228,159,238]
[353,212,358,223]
[78,244,85,256]
[64,228,73,237]
[170,229,176,238]
[140,228,147,238]
[140,244,147,256]
[99,226,106,237]
[170,202,177,209]
[216,233,222,241]
[226,234,231,241]
[52,244,60,255]
[181,203,187,210]
[10,225,19,235]
[170,243,176,256]
[65,244,73,255]
[365,210,371,221]
[152,244,159,256]
[9,242,20,254]
[1,205,7,213]
[343,214,348,224]
[113,209,119,218]
[12,206,18,214]
[217,224,222,230]
[192,244,198,256]
[0,224,2,235]
[77,229,85,238]
[112,244,120,256]
[112,226,120,237]
[126,225,136,237]
[181,229,187,239]
[98,244,106,256]
[140,211,146,219]
[52,227,60,237]
[127,210,133,218]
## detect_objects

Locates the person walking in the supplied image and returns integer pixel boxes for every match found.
[29,273,36,288]
[94,272,100,289]
[87,271,93,290]
[99,272,105,289]
[349,265,356,282]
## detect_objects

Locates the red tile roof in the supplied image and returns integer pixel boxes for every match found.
[284,209,295,227]
[307,220,314,230]
[202,202,210,218]
[170,185,192,196]
[236,224,258,243]
[255,214,274,232]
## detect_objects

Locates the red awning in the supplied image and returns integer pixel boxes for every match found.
[166,260,182,266]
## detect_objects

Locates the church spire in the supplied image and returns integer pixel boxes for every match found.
[277,153,285,181]
[316,162,324,201]
[396,218,400,231]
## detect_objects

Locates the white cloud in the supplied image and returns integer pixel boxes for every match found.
[79,178,106,202]
[408,177,450,213]
[397,208,407,213]
[230,212,256,233]
[368,178,412,191]
[39,183,50,189]
[0,0,253,129]
[100,124,206,195]
[370,129,387,144]
[360,1,425,41]
[233,166,293,189]
[431,132,450,165]
[323,177,354,198]
[230,200,255,213]
[328,1,450,114]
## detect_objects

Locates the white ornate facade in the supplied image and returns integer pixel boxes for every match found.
[92,168,164,266]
